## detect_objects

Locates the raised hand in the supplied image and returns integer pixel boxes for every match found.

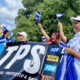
[58,21,62,28]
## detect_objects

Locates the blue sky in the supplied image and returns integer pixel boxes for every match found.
[0,0,24,30]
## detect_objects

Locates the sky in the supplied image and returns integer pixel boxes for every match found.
[0,0,24,31]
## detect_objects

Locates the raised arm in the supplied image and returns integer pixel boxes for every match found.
[0,30,4,34]
[0,24,4,34]
[58,21,67,42]
[38,23,50,42]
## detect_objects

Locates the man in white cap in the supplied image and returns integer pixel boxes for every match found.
[57,16,80,80]
[17,31,28,42]
[65,16,80,80]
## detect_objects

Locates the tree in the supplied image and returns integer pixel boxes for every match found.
[13,0,80,41]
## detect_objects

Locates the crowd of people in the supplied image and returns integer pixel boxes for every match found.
[0,15,80,80]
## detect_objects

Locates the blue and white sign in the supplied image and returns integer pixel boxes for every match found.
[49,47,60,53]
[44,64,57,73]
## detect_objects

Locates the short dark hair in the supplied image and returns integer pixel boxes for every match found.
[2,30,9,37]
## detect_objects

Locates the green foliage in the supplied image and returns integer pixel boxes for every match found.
[13,0,80,41]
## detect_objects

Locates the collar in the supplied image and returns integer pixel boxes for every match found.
[74,32,80,37]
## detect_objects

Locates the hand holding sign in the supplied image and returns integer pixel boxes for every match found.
[35,11,41,22]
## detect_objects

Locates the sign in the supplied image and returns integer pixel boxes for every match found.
[42,75,55,80]
[0,42,64,80]
[41,43,64,80]
[47,55,59,62]
[0,42,48,80]
[49,47,60,53]
[44,64,57,73]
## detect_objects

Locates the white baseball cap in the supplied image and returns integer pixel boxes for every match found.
[70,16,80,21]
[17,32,27,38]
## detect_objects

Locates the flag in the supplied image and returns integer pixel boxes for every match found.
[56,54,77,80]
[59,41,70,48]
[57,41,77,80]
[7,37,16,43]
[35,11,41,21]
[10,32,13,37]
[0,37,6,55]
[2,26,8,31]
[12,37,16,42]
[42,36,46,42]
[6,38,12,43]
[0,37,6,43]
[56,13,64,19]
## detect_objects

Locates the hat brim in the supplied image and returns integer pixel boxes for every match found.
[70,17,80,21]
[70,17,76,21]
[17,32,22,36]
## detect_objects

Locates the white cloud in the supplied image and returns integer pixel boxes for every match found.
[0,0,24,30]
[5,0,24,10]
[0,7,17,23]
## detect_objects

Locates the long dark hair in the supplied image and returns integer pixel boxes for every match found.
[50,32,60,43]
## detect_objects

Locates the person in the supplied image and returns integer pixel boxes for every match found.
[58,21,71,43]
[57,16,80,80]
[0,27,10,38]
[38,23,60,44]
[0,27,10,43]
[0,27,10,54]
[17,31,28,42]
[66,16,80,58]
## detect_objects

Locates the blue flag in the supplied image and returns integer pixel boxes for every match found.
[12,37,16,42]
[0,43,5,55]
[10,32,13,37]
[59,41,70,48]
[57,41,77,80]
[0,37,6,55]
[0,37,6,43]
[2,26,8,31]
[7,38,12,43]
[56,13,64,19]
[42,36,46,42]
[56,54,77,80]
[35,11,41,21]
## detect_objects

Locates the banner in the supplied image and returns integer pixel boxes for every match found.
[0,42,64,80]
[0,42,48,80]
